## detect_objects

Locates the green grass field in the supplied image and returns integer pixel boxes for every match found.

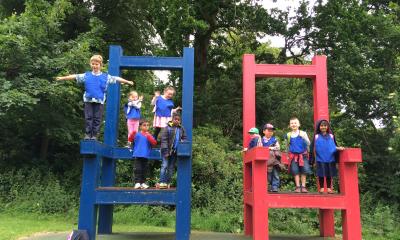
[0,213,173,240]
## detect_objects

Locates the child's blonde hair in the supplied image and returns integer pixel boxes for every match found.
[163,86,175,93]
[129,90,138,98]
[90,55,103,65]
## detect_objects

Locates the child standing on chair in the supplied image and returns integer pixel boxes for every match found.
[151,86,181,141]
[128,119,157,189]
[158,114,187,189]
[310,119,344,193]
[55,55,134,140]
[286,117,311,193]
[262,123,281,192]
[243,127,262,151]
[125,91,143,147]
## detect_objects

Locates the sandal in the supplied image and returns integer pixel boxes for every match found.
[319,188,325,193]
[327,188,334,194]
[294,186,301,193]
[301,187,308,193]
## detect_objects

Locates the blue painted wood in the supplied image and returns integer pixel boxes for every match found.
[80,141,162,160]
[78,156,101,240]
[80,140,113,158]
[98,45,123,234]
[120,56,183,70]
[177,142,192,158]
[78,46,194,240]
[113,147,162,160]
[176,47,194,240]
[95,189,176,205]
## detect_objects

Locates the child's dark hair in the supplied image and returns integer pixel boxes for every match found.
[139,119,149,126]
[172,113,181,119]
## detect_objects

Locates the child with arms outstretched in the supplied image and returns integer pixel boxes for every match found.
[56,55,134,140]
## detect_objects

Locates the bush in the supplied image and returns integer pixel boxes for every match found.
[0,168,77,214]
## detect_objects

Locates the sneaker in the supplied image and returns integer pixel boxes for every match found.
[141,183,149,189]
[84,134,91,140]
[159,183,168,189]
[90,136,97,141]
[301,187,308,193]
[134,183,141,189]
[294,186,301,193]
[271,188,279,192]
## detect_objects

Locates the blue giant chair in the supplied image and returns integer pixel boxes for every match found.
[78,46,194,240]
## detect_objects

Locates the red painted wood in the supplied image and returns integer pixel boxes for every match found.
[242,55,362,240]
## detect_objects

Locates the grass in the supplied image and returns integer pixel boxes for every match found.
[0,211,173,240]
[0,213,75,240]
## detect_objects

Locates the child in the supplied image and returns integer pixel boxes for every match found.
[310,119,344,193]
[262,123,281,192]
[158,114,187,189]
[56,55,134,140]
[243,127,262,151]
[125,91,143,147]
[151,86,181,140]
[286,117,311,193]
[128,120,157,189]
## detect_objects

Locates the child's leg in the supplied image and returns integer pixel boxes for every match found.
[267,170,272,190]
[153,127,161,140]
[160,155,169,183]
[134,157,145,183]
[127,119,140,140]
[319,177,325,187]
[166,154,177,184]
[301,174,307,187]
[294,174,300,187]
[271,167,280,190]
[84,102,94,137]
[92,103,104,137]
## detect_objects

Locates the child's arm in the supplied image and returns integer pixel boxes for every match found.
[300,131,311,150]
[151,91,160,105]
[269,141,280,151]
[115,77,134,86]
[181,127,187,141]
[143,132,157,147]
[128,131,137,143]
[128,99,142,109]
[55,75,77,81]
[172,106,182,114]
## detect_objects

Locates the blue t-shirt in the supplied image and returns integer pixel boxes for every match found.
[315,134,337,163]
[262,136,277,147]
[155,96,174,117]
[124,103,141,119]
[132,132,153,158]
[76,71,118,104]
[289,135,307,153]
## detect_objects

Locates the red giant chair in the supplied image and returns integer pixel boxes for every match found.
[242,54,362,240]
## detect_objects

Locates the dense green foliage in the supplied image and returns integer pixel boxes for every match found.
[0,0,399,238]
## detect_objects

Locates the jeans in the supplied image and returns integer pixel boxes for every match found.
[268,166,280,191]
[84,102,104,137]
[160,153,177,184]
